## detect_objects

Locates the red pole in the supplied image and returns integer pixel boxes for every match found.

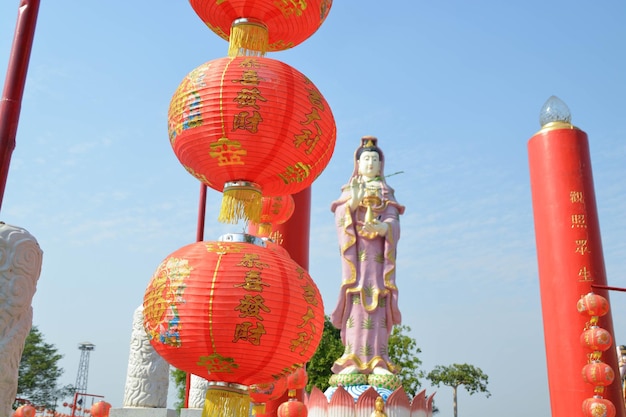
[183,182,208,408]
[0,0,40,211]
[528,124,625,417]
[264,186,311,417]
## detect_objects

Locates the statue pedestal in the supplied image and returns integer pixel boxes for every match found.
[110,408,177,417]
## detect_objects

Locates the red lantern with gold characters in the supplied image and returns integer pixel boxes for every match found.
[90,401,111,417]
[168,56,336,224]
[582,362,615,387]
[582,396,616,417]
[143,234,324,417]
[577,293,610,317]
[580,327,613,352]
[188,0,332,56]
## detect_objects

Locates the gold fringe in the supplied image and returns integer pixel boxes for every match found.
[202,386,250,417]
[228,20,268,57]
[219,187,262,224]
[251,403,266,415]
[257,223,272,237]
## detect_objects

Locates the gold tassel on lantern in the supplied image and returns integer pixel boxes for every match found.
[228,18,269,57]
[219,181,263,224]
[203,382,250,417]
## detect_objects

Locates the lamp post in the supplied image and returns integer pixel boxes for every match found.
[528,96,625,417]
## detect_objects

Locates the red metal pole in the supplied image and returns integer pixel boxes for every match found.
[528,125,625,417]
[183,182,208,408]
[0,0,40,212]
[264,186,311,417]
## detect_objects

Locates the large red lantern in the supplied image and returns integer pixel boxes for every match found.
[143,234,324,384]
[188,0,332,55]
[90,401,111,417]
[168,55,336,224]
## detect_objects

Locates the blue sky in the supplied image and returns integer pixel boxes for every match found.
[1,1,626,416]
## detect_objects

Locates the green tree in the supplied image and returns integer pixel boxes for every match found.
[171,368,186,411]
[426,363,490,417]
[17,326,74,410]
[387,324,423,395]
[305,316,344,392]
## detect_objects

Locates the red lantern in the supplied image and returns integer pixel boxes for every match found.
[188,0,332,55]
[90,402,111,417]
[14,405,36,417]
[583,396,616,417]
[277,399,308,417]
[582,362,615,386]
[250,377,288,416]
[581,327,613,352]
[286,366,308,392]
[252,195,296,237]
[143,234,324,384]
[168,56,336,224]
[577,293,610,317]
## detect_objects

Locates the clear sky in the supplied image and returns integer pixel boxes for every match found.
[2,1,626,416]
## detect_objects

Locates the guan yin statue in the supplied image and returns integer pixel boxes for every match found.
[327,136,405,398]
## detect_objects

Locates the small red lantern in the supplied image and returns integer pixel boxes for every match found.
[168,56,336,224]
[286,365,308,393]
[188,0,332,55]
[581,327,613,352]
[14,405,36,417]
[252,195,296,237]
[582,362,615,386]
[143,234,324,384]
[90,401,111,417]
[277,399,308,417]
[577,293,610,317]
[250,377,288,416]
[582,396,616,417]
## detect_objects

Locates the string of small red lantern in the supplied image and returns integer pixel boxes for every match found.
[578,292,617,417]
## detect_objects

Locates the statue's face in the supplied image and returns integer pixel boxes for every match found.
[358,150,381,179]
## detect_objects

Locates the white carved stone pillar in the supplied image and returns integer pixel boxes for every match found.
[122,305,169,408]
[188,375,208,409]
[0,223,43,417]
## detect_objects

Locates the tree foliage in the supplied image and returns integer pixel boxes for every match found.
[171,368,186,411]
[387,324,423,395]
[426,363,490,417]
[305,316,344,392]
[17,326,74,410]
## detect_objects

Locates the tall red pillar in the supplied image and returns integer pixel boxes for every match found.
[263,186,311,417]
[528,118,625,417]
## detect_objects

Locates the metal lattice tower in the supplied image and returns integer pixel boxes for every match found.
[74,342,95,394]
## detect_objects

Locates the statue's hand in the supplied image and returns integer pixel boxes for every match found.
[349,177,364,210]
[363,220,388,236]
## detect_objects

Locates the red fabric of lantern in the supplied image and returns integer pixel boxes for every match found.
[250,377,288,416]
[168,56,336,224]
[286,366,308,391]
[90,401,111,417]
[580,327,613,352]
[577,293,610,317]
[582,397,616,417]
[582,362,615,386]
[277,399,308,417]
[188,0,332,54]
[143,234,324,385]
